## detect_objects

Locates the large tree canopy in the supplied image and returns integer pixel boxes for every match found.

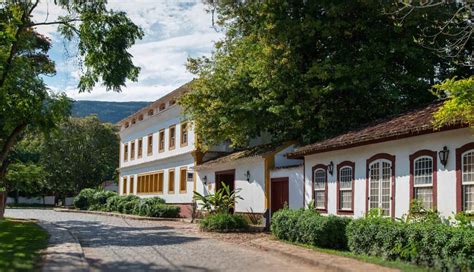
[0,1,143,217]
[181,0,471,149]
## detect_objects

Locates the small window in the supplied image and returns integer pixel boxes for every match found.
[159,129,165,152]
[168,169,175,193]
[138,138,143,158]
[313,168,327,210]
[130,141,135,160]
[180,168,187,193]
[414,157,434,209]
[125,122,129,128]
[462,150,474,212]
[159,103,166,111]
[338,166,353,212]
[122,177,128,195]
[169,99,176,106]
[158,172,164,193]
[169,125,176,150]
[130,176,134,195]
[147,134,153,155]
[148,109,154,116]
[180,122,188,147]
[123,143,128,161]
[138,114,143,121]
[131,118,136,125]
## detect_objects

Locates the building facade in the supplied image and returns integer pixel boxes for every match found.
[118,84,198,216]
[288,103,473,218]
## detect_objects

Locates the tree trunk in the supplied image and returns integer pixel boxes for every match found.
[0,191,6,219]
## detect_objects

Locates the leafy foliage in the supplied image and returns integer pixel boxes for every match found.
[193,182,243,214]
[346,217,474,271]
[182,0,470,149]
[432,77,474,127]
[0,1,142,218]
[41,116,120,196]
[271,208,351,250]
[74,188,180,218]
[199,213,249,232]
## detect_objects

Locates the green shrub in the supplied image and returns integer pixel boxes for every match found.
[73,188,96,210]
[92,191,117,207]
[200,213,249,232]
[346,217,474,271]
[105,195,122,212]
[149,204,181,218]
[271,208,350,250]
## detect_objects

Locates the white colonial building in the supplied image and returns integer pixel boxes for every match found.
[287,102,473,219]
[118,83,203,216]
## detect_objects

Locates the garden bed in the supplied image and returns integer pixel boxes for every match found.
[271,208,473,271]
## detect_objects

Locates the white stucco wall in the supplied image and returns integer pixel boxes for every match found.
[303,128,474,219]
[196,157,267,213]
[274,145,303,168]
[270,166,304,210]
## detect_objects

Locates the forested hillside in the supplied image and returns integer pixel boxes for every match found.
[72,101,150,123]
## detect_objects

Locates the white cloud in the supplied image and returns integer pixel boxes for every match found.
[34,0,223,102]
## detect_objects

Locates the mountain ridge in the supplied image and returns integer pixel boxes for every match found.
[72,100,151,124]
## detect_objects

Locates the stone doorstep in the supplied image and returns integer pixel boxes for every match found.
[249,238,399,272]
[38,221,89,272]
[53,208,192,223]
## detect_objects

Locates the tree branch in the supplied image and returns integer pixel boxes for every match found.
[28,18,81,27]
[0,123,27,167]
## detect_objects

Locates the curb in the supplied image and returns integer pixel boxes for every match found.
[250,238,345,272]
[249,238,397,272]
[38,220,89,272]
[53,208,192,223]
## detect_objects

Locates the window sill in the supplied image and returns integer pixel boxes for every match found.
[169,146,176,151]
[179,190,187,194]
[315,208,327,213]
[180,143,188,148]
[337,210,354,215]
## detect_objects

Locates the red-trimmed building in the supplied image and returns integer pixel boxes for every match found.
[287,102,473,218]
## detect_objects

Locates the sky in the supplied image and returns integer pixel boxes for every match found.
[33,0,223,102]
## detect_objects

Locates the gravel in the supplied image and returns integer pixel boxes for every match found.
[6,209,317,272]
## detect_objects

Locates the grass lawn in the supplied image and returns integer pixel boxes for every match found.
[279,239,428,272]
[0,218,49,271]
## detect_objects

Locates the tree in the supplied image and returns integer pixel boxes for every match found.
[432,77,473,127]
[181,0,471,150]
[391,1,473,127]
[0,1,143,218]
[41,116,119,198]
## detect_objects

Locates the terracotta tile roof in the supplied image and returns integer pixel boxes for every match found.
[196,144,280,169]
[287,102,467,158]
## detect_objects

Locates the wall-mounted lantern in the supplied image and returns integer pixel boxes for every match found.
[245,170,251,182]
[439,146,449,168]
[203,175,208,185]
[328,161,334,175]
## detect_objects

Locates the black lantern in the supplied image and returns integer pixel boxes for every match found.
[328,161,334,175]
[439,146,449,168]
[203,175,208,185]
[245,170,251,182]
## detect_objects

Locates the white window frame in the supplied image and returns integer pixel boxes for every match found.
[462,150,474,213]
[339,166,353,211]
[413,156,434,209]
[314,168,326,210]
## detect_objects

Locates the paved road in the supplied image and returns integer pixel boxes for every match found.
[6,209,316,272]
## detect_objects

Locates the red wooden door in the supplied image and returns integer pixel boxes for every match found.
[271,177,289,214]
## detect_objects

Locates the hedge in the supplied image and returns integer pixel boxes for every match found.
[74,188,180,218]
[199,213,249,232]
[346,217,474,271]
[271,208,351,250]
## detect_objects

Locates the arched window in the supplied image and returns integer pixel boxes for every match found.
[313,165,327,211]
[337,161,355,214]
[462,150,474,212]
[410,150,437,211]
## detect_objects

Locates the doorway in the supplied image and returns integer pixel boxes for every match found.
[368,159,393,216]
[271,177,289,215]
[215,169,235,213]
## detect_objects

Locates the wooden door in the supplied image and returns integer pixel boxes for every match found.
[271,177,289,215]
